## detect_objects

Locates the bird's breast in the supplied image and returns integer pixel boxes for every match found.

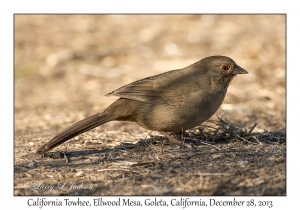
[136,89,226,132]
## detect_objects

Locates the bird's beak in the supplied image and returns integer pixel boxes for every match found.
[232,65,248,75]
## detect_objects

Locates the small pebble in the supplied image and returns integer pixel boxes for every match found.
[27,162,35,169]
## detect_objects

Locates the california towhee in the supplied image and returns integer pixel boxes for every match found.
[37,55,248,154]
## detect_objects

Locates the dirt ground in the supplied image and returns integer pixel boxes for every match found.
[14,15,286,196]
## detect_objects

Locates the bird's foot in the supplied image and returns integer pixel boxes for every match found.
[159,131,192,149]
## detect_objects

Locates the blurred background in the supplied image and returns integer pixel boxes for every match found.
[15,15,285,136]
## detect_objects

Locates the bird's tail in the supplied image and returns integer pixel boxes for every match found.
[36,113,116,154]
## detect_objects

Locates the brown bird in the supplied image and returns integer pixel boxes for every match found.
[37,56,248,154]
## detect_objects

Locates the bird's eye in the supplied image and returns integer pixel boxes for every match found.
[220,64,230,71]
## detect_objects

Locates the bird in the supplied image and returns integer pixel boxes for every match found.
[37,55,248,154]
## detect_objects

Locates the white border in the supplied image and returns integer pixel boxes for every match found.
[3,0,296,209]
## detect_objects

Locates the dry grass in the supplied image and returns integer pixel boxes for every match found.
[14,119,286,196]
[14,15,285,196]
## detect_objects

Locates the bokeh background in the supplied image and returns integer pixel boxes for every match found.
[15,15,285,135]
[14,15,285,196]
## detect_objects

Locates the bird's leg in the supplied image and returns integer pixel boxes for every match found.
[159,131,192,149]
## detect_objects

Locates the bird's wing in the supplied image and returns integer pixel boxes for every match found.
[106,70,198,106]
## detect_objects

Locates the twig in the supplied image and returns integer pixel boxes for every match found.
[97,168,131,172]
[131,161,157,167]
[200,124,219,130]
[217,110,227,120]
[198,172,231,176]
[249,123,258,133]
[95,130,106,138]
[185,149,249,159]
[63,152,69,163]
[125,131,140,141]
[199,141,221,150]
[200,129,208,140]
[213,127,220,135]
[185,137,221,150]
[234,133,255,144]
[252,136,263,145]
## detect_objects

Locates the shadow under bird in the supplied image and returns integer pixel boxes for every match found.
[37,55,248,154]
